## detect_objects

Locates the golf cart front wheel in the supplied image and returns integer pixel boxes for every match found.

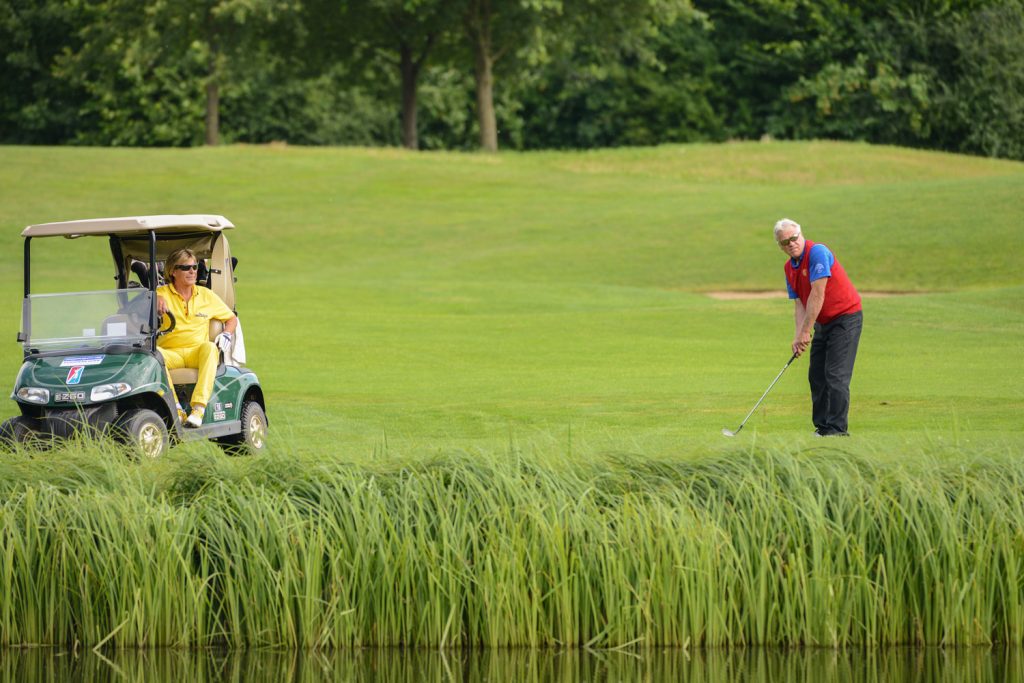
[217,401,267,454]
[116,409,169,458]
[0,416,45,450]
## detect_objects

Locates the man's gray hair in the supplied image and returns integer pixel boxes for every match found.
[773,218,801,239]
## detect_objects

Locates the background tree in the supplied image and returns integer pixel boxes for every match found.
[516,3,716,148]
[460,0,696,151]
[328,0,460,150]
[949,0,1024,159]
[0,0,89,144]
[56,0,300,146]
[2,0,1022,158]
[459,0,556,151]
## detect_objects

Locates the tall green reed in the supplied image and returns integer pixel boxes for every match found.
[2,439,1024,648]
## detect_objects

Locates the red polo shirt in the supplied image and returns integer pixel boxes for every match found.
[784,240,861,324]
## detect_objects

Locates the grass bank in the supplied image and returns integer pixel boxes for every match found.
[2,439,1023,648]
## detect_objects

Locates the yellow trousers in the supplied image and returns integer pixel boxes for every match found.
[158,341,218,407]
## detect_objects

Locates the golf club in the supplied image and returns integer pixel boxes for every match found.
[722,352,798,437]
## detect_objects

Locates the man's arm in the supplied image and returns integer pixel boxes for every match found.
[793,278,827,356]
[214,315,238,357]
[793,299,806,356]
[202,289,238,335]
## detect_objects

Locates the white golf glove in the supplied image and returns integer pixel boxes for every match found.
[214,332,233,355]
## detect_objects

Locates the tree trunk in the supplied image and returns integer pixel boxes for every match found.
[205,78,220,146]
[467,0,498,152]
[399,43,419,150]
[473,35,498,151]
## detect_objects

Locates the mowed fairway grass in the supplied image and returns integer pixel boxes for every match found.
[1,142,1020,452]
[0,142,1022,648]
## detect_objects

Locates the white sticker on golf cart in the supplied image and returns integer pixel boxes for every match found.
[61,355,105,367]
[213,411,226,421]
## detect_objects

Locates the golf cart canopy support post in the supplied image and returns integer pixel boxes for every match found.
[148,229,157,346]
[23,237,30,298]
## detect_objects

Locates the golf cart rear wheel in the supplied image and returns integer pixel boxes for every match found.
[0,416,44,449]
[217,400,267,454]
[116,409,169,458]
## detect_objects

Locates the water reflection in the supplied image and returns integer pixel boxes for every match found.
[0,647,1022,682]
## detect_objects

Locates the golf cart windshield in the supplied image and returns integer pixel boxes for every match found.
[23,289,154,352]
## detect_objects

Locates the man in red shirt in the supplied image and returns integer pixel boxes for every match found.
[776,218,863,436]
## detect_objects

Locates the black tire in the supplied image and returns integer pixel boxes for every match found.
[217,400,267,454]
[116,409,169,459]
[0,416,44,450]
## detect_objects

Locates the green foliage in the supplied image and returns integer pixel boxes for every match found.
[3,0,1023,157]
[694,0,854,139]
[56,38,208,147]
[0,0,89,144]
[222,61,402,146]
[417,66,479,150]
[762,4,949,145]
[45,0,304,146]
[516,17,725,148]
[693,0,1024,159]
[950,0,1024,159]
[771,55,934,143]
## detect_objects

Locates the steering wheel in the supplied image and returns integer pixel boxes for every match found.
[156,311,176,339]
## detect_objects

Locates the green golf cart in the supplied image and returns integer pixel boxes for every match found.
[1,215,267,457]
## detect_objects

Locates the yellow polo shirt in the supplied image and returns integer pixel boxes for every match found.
[156,284,234,350]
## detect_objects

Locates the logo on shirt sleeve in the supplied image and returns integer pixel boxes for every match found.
[814,263,825,275]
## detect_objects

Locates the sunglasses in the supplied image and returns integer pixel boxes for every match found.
[175,263,199,271]
[777,232,801,247]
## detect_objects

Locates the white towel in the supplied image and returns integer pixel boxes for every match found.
[225,320,247,366]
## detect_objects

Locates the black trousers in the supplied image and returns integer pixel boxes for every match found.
[809,311,863,435]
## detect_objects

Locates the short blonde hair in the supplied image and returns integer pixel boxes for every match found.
[165,248,198,284]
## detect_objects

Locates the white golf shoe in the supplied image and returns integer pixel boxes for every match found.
[185,406,205,428]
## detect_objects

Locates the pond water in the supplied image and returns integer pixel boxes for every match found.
[1,647,1023,682]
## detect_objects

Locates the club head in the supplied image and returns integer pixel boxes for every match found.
[721,427,738,437]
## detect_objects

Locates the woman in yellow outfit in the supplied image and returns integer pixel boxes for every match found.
[156,249,238,427]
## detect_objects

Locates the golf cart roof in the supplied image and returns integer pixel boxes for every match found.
[22,215,235,238]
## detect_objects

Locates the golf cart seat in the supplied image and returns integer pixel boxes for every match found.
[130,259,150,287]
[168,319,224,385]
[196,260,210,288]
